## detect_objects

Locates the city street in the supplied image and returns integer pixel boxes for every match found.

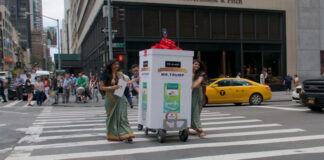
[1,99,324,160]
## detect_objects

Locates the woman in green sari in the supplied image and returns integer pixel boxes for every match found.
[191,59,206,137]
[100,59,134,143]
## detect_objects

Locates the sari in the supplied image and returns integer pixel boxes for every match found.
[104,72,134,141]
[191,73,205,133]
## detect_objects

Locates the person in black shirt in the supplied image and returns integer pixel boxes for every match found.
[50,73,58,104]
[25,74,34,106]
[0,78,7,102]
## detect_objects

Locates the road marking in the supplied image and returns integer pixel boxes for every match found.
[0,124,6,127]
[33,116,245,125]
[23,101,36,108]
[0,147,12,154]
[248,106,309,111]
[10,134,324,160]
[2,100,22,108]
[41,123,281,134]
[179,146,324,160]
[0,110,28,115]
[13,129,304,152]
[34,113,232,122]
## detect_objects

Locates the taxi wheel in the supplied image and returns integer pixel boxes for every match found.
[249,94,263,105]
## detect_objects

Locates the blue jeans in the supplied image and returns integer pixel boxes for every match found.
[36,91,44,105]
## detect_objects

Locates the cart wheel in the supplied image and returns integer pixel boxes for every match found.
[145,128,149,135]
[157,129,166,143]
[179,129,189,142]
[138,124,143,131]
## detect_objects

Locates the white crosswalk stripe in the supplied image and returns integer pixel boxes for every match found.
[2,100,22,108]
[5,107,323,160]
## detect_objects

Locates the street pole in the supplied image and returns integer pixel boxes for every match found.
[107,0,113,61]
[57,19,61,70]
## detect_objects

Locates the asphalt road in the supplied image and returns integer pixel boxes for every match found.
[1,99,324,160]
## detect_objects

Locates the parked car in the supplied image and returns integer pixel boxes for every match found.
[0,71,13,85]
[206,78,272,105]
[301,79,324,111]
[292,85,302,103]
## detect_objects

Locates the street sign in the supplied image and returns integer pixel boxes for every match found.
[106,42,126,48]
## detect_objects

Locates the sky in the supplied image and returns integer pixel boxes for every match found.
[42,0,65,61]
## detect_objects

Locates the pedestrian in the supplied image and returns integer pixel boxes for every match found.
[200,62,208,112]
[294,74,299,87]
[43,76,50,104]
[100,59,134,143]
[76,73,87,103]
[57,75,64,103]
[71,73,77,95]
[236,72,241,78]
[63,73,72,103]
[130,64,140,93]
[82,72,92,100]
[123,74,133,109]
[15,73,24,100]
[0,78,7,103]
[283,73,293,95]
[25,74,34,106]
[90,75,99,103]
[190,59,206,137]
[50,73,58,105]
[34,76,44,106]
[260,70,265,85]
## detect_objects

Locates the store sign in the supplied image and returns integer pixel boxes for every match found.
[182,0,243,4]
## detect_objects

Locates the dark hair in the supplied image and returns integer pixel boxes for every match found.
[193,59,206,80]
[131,64,139,69]
[102,59,119,86]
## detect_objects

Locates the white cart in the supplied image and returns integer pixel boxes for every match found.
[137,49,193,143]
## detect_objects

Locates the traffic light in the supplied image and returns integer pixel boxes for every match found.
[118,55,123,61]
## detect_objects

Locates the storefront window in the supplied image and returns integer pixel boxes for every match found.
[126,8,142,37]
[211,11,225,39]
[179,9,194,38]
[244,52,262,82]
[227,12,240,39]
[256,14,268,40]
[196,10,210,39]
[263,52,281,85]
[321,51,324,75]
[243,13,255,40]
[269,14,281,40]
[144,8,160,37]
[161,8,176,37]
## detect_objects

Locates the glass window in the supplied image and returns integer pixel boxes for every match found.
[196,10,210,39]
[243,13,255,40]
[126,8,142,37]
[144,8,160,37]
[244,52,262,82]
[256,14,268,40]
[263,52,282,85]
[269,14,281,40]
[232,79,252,86]
[217,80,231,87]
[211,12,225,39]
[321,51,324,75]
[179,9,194,38]
[161,8,176,37]
[227,12,240,39]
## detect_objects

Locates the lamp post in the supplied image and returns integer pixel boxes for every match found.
[25,12,61,70]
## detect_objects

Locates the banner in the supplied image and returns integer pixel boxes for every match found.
[46,27,57,47]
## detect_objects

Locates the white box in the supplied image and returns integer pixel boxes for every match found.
[138,49,193,129]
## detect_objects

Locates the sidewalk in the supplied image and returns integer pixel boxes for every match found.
[270,91,292,102]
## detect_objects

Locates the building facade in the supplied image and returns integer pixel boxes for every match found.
[29,0,43,31]
[63,0,324,90]
[0,5,18,70]
[297,0,324,82]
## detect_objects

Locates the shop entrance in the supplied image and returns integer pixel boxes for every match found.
[200,51,238,78]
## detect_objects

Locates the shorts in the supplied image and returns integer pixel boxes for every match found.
[58,87,63,93]
[285,83,291,90]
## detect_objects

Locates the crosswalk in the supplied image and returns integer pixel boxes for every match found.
[5,106,324,160]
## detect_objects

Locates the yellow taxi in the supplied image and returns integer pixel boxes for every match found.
[206,78,272,105]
